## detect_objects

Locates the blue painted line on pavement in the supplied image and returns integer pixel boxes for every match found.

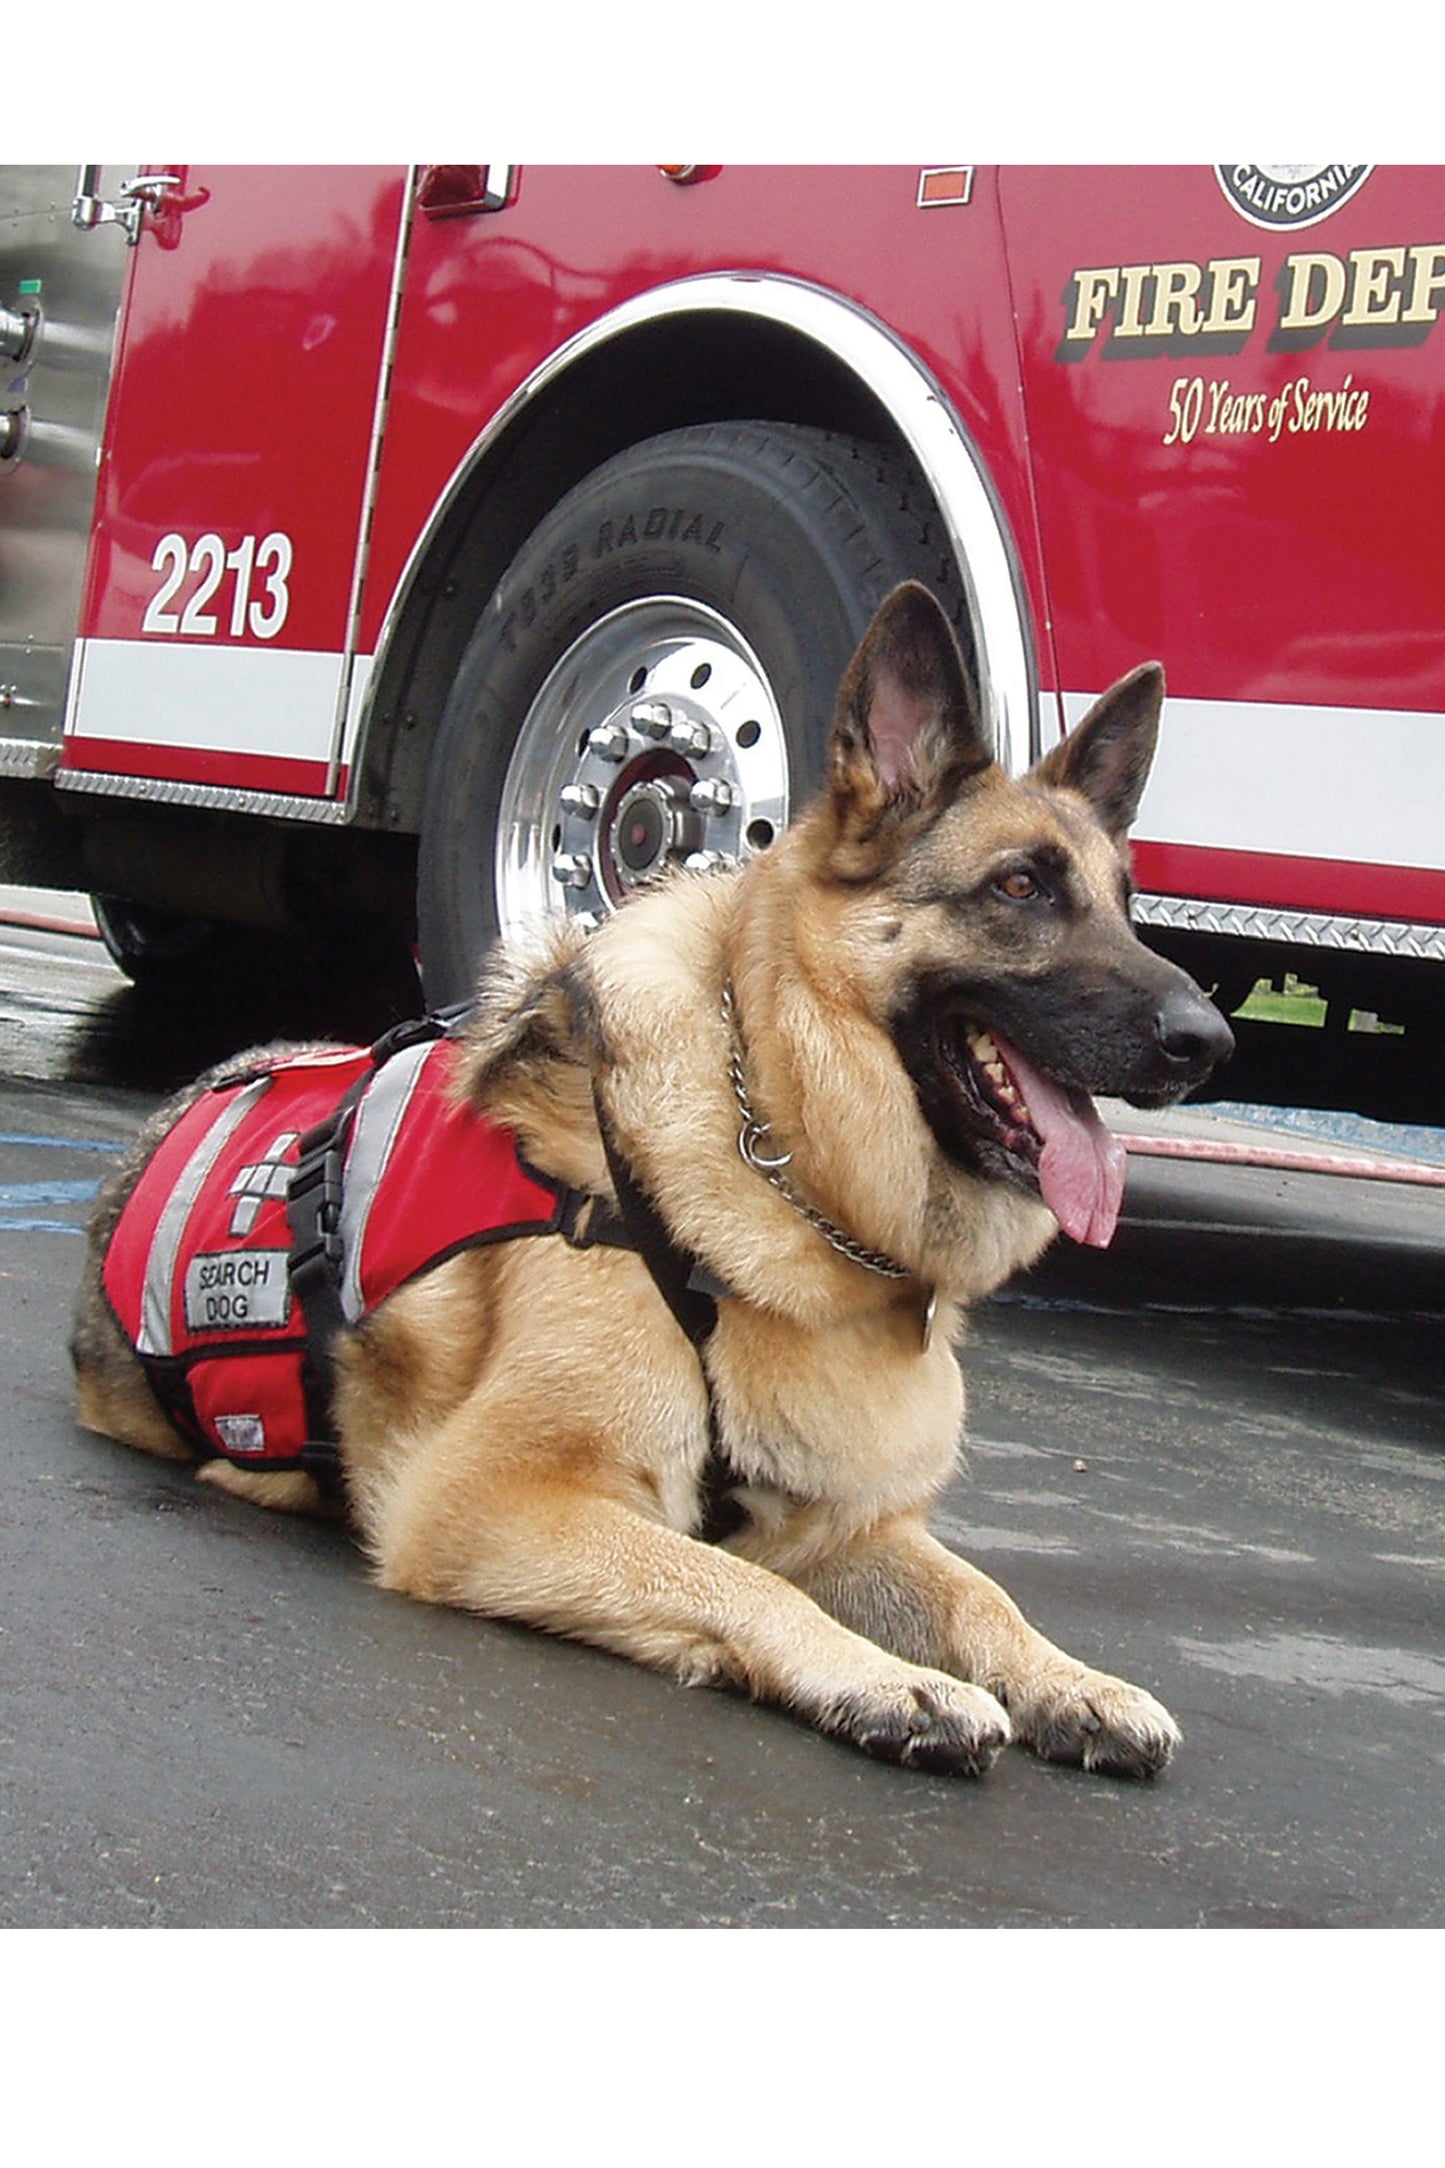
[0,1132,126,1154]
[0,1133,117,1233]
[0,1177,101,1232]
[0,1181,101,1205]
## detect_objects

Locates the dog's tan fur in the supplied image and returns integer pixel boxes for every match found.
[72,584,1232,1778]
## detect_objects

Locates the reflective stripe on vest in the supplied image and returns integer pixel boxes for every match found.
[137,1076,272,1355]
[337,1035,433,1326]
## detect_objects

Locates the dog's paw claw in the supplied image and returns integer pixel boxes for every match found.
[830,1673,1011,1778]
[1021,1674,1180,1779]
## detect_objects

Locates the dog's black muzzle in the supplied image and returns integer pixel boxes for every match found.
[1147,981,1237,1096]
[896,948,1235,1134]
[1104,960,1235,1110]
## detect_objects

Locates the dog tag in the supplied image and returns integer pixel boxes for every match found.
[921,1287,937,1351]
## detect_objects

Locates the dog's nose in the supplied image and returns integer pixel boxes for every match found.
[1156,984,1236,1076]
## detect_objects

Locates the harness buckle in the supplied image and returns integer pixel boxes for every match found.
[288,1119,349,1271]
[368,1003,471,1066]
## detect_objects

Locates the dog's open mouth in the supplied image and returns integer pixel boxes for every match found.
[936,1020,1127,1249]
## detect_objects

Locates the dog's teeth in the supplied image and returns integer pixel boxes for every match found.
[966,1028,1033,1131]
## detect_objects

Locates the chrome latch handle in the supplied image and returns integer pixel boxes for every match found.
[73,169,182,245]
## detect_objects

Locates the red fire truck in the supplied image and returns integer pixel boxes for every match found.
[2,163,1441,1120]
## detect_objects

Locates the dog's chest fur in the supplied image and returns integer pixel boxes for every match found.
[708,1296,965,1521]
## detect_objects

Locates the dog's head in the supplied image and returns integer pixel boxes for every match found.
[804,583,1234,1248]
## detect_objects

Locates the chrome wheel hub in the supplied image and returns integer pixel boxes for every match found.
[496,598,789,928]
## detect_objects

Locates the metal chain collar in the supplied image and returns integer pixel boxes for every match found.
[721,981,913,1283]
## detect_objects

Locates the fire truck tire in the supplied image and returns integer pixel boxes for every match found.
[90,894,235,987]
[89,893,417,1021]
[415,422,973,1006]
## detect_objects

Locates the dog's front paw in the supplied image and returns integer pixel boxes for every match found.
[1015,1669,1181,1779]
[825,1669,1012,1777]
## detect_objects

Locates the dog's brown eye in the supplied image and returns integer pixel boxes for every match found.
[995,869,1041,902]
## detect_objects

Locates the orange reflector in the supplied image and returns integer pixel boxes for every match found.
[917,167,975,208]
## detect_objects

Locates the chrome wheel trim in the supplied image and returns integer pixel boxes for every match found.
[495,597,789,929]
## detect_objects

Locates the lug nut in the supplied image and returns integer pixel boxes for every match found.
[669,717,712,758]
[689,777,735,815]
[551,853,593,889]
[560,782,601,817]
[587,722,631,762]
[630,700,673,738]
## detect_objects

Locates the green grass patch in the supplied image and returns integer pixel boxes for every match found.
[1233,976,1404,1033]
[1235,975,1327,1027]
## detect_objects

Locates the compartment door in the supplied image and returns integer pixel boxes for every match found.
[60,165,410,810]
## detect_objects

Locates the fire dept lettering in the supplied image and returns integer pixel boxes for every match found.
[183,1249,291,1332]
[1058,246,1445,359]
[1060,257,1262,354]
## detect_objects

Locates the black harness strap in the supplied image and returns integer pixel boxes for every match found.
[286,1076,366,1489]
[593,1090,747,1545]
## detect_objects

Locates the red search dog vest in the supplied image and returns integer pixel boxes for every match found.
[102,1025,570,1480]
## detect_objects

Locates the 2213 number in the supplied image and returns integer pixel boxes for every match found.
[141,532,293,641]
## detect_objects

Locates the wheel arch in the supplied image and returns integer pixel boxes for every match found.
[354,274,1039,832]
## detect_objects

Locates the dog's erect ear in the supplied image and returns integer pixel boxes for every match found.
[1031,662,1164,843]
[830,583,993,818]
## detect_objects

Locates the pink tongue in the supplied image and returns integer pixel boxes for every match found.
[992,1033,1127,1248]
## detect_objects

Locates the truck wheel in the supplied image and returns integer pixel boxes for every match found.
[415,422,973,1005]
[90,895,229,988]
[90,894,421,1032]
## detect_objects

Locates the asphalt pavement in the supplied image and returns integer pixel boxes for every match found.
[1,897,1442,1928]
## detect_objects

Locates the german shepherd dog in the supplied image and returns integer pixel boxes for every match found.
[73,584,1232,1779]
